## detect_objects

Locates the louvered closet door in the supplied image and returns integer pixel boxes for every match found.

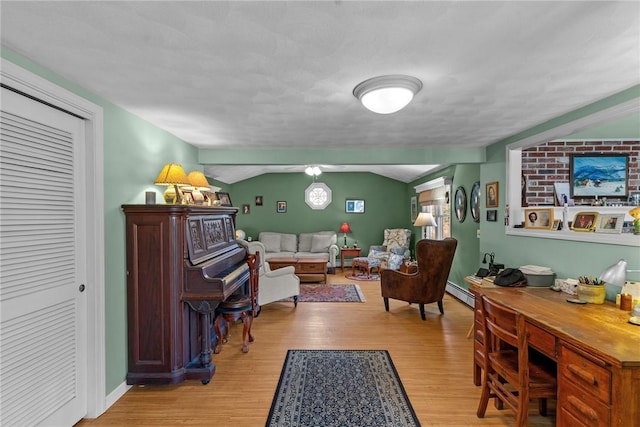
[0,87,87,426]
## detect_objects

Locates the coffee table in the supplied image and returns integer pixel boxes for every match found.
[268,258,327,283]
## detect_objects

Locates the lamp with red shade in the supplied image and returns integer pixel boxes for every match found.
[339,222,352,247]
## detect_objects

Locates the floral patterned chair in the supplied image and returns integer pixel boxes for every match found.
[352,228,412,274]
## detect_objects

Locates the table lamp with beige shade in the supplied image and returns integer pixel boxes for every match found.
[186,170,212,205]
[154,163,190,204]
[413,212,437,239]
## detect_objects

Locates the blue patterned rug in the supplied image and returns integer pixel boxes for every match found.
[266,350,421,427]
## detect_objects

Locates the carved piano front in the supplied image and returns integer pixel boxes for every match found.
[122,205,253,385]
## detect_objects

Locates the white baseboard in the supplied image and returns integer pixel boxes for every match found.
[105,381,131,412]
[445,281,474,307]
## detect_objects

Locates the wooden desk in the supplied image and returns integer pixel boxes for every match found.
[339,247,361,271]
[471,286,640,427]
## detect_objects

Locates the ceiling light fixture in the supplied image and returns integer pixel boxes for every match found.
[353,75,422,114]
[305,166,322,176]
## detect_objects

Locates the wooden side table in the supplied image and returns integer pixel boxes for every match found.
[340,247,362,271]
[400,262,418,274]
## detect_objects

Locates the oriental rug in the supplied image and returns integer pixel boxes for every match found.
[287,284,365,302]
[266,350,420,427]
[345,272,380,281]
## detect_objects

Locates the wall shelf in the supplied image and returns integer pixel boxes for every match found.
[505,227,639,247]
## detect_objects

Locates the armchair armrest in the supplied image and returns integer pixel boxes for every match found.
[329,244,339,267]
[263,265,296,278]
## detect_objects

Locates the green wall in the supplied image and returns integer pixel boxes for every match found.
[228,172,409,254]
[2,49,201,394]
[3,48,638,402]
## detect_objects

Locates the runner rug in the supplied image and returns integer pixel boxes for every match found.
[290,284,365,302]
[266,350,420,427]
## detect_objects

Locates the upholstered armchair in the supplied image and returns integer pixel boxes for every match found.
[380,238,457,320]
[238,240,300,310]
[367,228,412,270]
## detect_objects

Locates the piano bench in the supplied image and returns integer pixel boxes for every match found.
[214,295,254,354]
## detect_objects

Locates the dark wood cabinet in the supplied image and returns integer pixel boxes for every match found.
[122,205,248,385]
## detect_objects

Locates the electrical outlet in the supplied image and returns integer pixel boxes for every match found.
[476,229,480,238]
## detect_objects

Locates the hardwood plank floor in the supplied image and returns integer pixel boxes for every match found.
[77,273,555,426]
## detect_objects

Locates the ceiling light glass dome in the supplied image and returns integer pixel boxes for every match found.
[353,75,422,114]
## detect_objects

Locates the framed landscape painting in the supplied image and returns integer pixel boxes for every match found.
[570,154,628,198]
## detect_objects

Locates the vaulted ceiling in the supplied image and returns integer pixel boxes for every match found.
[2,1,638,183]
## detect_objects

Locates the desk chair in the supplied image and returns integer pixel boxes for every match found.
[476,295,557,426]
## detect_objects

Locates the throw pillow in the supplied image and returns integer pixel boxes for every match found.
[280,233,297,253]
[310,234,332,253]
[388,253,404,270]
[368,249,388,259]
[261,233,281,253]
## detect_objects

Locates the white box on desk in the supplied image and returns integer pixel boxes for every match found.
[556,278,578,295]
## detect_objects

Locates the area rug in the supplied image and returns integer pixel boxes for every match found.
[266,350,421,427]
[345,273,380,281]
[289,284,365,302]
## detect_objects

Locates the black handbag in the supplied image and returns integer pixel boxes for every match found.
[493,268,527,287]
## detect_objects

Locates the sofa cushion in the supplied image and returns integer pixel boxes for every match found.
[260,232,282,253]
[311,233,332,253]
[296,252,329,262]
[280,233,298,253]
[298,233,313,252]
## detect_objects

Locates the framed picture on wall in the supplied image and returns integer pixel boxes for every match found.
[486,209,497,222]
[486,182,498,208]
[570,154,628,198]
[277,201,287,213]
[345,199,365,213]
[410,196,418,222]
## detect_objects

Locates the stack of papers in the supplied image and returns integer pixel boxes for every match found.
[519,265,554,275]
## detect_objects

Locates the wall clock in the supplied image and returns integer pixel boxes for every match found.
[454,186,467,223]
[470,181,481,223]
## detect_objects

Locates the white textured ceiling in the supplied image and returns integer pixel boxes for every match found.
[1,1,639,183]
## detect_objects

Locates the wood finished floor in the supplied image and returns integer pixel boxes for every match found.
[77,273,555,426]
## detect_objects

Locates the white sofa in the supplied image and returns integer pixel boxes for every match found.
[254,231,339,268]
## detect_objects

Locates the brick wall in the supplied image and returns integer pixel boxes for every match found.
[522,140,640,206]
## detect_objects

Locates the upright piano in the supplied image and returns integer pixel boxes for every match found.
[122,205,254,385]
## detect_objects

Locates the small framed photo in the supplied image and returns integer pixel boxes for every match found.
[277,201,287,213]
[486,182,498,208]
[255,196,263,206]
[215,192,232,207]
[346,199,365,213]
[551,219,561,230]
[524,208,554,230]
[242,204,250,214]
[486,209,497,222]
[595,213,624,234]
[572,212,599,232]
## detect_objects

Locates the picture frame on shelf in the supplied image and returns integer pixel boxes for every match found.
[345,199,365,213]
[572,211,599,232]
[553,182,573,206]
[570,154,628,198]
[524,208,554,230]
[215,192,232,207]
[594,213,624,234]
[486,182,498,208]
[277,201,287,213]
[551,219,561,231]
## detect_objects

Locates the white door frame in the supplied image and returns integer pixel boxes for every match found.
[1,58,106,418]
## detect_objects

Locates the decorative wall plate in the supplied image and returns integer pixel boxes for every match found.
[470,181,481,223]
[454,186,467,223]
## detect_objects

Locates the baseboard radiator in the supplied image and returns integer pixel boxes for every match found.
[445,281,474,308]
